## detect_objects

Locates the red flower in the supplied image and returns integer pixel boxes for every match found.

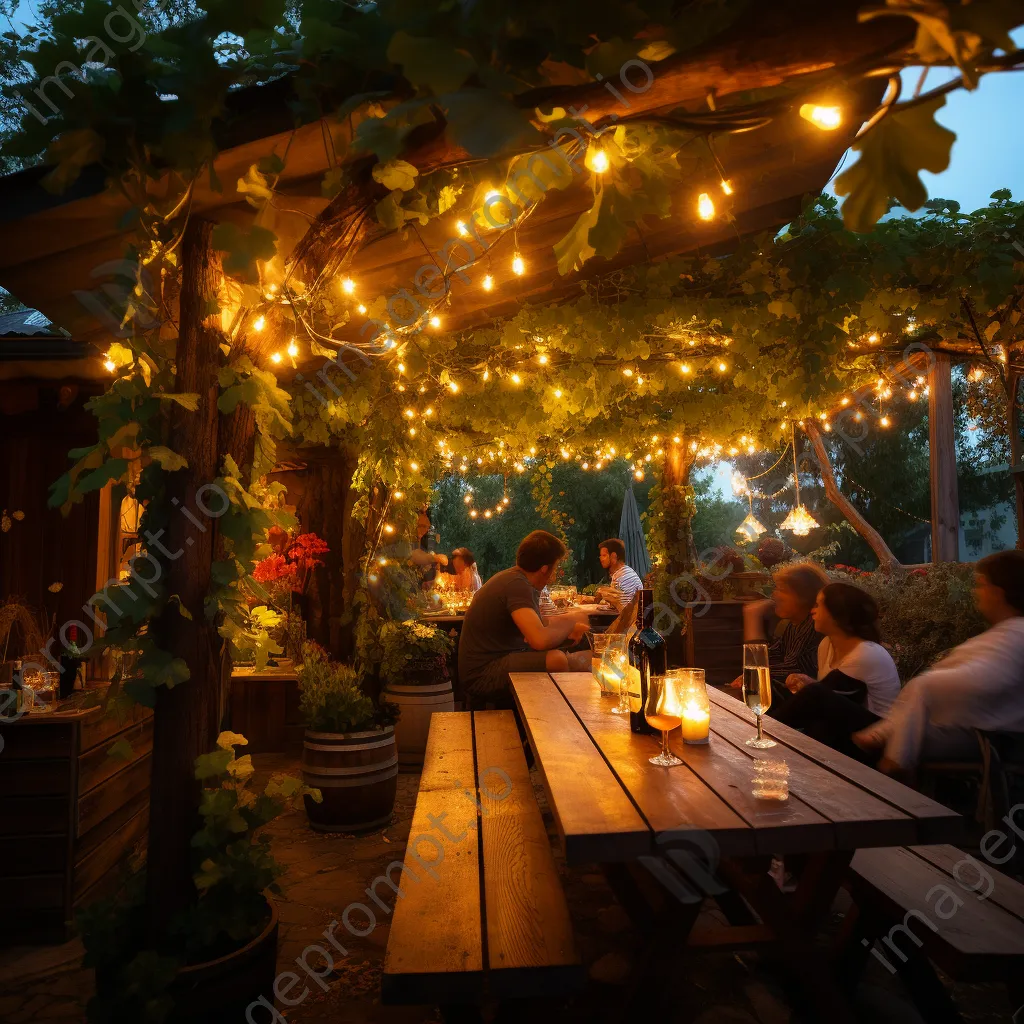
[287,533,330,571]
[252,553,297,584]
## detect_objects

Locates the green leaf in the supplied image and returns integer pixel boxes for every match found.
[78,457,129,494]
[158,392,200,411]
[212,223,278,284]
[554,199,600,275]
[386,31,476,94]
[42,129,104,194]
[441,91,542,158]
[195,748,234,780]
[148,446,188,471]
[372,159,419,191]
[835,97,955,233]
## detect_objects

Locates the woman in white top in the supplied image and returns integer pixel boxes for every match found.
[451,547,483,593]
[775,581,900,757]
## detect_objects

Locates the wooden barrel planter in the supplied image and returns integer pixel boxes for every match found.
[301,726,398,832]
[382,656,454,769]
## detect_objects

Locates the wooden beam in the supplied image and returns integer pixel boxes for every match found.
[928,353,960,562]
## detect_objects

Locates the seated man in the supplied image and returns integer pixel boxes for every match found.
[580,538,643,611]
[854,549,1024,777]
[458,530,591,703]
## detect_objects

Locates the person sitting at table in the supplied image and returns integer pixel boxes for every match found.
[772,582,900,757]
[451,547,482,593]
[584,538,644,611]
[853,549,1024,778]
[458,530,591,704]
[728,562,829,708]
[410,509,447,588]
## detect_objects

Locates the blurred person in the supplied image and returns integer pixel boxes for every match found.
[774,582,900,756]
[459,530,591,704]
[410,509,447,588]
[729,562,829,707]
[854,550,1024,777]
[451,547,482,593]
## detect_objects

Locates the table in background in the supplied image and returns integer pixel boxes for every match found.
[510,671,964,1021]
[228,664,301,755]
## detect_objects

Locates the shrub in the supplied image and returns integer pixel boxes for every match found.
[379,620,454,685]
[829,563,985,680]
[298,641,398,733]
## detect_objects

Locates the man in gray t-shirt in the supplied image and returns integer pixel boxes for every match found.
[458,530,590,699]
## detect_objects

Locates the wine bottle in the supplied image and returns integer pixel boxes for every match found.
[627,589,666,734]
[59,624,81,700]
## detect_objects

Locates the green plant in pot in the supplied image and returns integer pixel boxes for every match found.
[79,732,318,1024]
[298,641,400,832]
[378,619,456,768]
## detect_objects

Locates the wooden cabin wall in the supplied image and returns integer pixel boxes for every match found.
[0,381,102,658]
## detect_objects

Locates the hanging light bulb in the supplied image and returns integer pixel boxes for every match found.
[634,468,645,481]
[799,103,842,131]
[253,315,266,332]
[341,277,356,294]
[680,362,692,374]
[104,357,117,373]
[357,303,367,315]
[720,179,734,195]
[511,373,521,385]
[586,147,610,174]
[511,253,526,276]
[429,315,441,328]
[270,351,282,364]
[781,505,820,537]
[482,274,494,291]
[456,220,468,237]
[697,193,715,221]
[287,339,299,358]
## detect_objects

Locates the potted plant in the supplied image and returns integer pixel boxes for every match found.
[378,620,455,767]
[298,641,400,832]
[80,732,318,1023]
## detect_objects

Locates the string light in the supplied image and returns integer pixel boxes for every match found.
[270,352,282,364]
[697,193,715,221]
[586,147,610,174]
[482,275,494,291]
[511,253,526,276]
[456,221,468,237]
[253,316,266,332]
[287,339,299,358]
[341,278,355,295]
[357,304,367,315]
[393,491,404,500]
[511,373,521,385]
[720,179,734,195]
[680,363,691,374]
[430,315,442,328]
[448,381,460,393]
[104,357,116,372]
[538,353,548,365]
[799,103,842,131]
[717,361,728,372]
[554,388,563,398]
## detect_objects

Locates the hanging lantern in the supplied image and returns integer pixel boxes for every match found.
[736,512,766,543]
[780,505,819,537]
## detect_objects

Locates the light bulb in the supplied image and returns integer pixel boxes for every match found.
[424,407,434,416]
[484,509,492,519]
[429,315,441,328]
[383,524,395,534]
[554,388,562,398]
[404,408,415,419]
[482,369,490,381]
[448,381,459,393]
[880,416,890,427]
[697,193,715,221]
[799,103,842,131]
[909,390,918,401]
[357,304,367,314]
[622,367,633,377]
[538,353,548,365]
[397,362,405,373]
[511,253,525,276]
[587,148,610,174]
[634,469,644,481]
[456,220,468,237]
[511,373,521,385]
[270,351,282,364]
[408,427,417,436]
[680,363,691,374]
[410,461,419,471]
[720,179,734,195]
[717,361,728,372]
[482,274,494,291]
[287,340,299,358]
[341,277,355,294]
[393,491,404,500]
[104,358,116,372]
[253,316,266,332]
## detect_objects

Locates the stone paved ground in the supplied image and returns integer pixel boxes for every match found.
[0,754,1015,1023]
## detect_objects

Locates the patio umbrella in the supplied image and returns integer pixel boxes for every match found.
[618,484,651,579]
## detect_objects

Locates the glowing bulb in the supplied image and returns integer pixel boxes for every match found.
[587,148,610,174]
[470,509,478,518]
[880,416,890,428]
[511,253,525,276]
[341,277,355,294]
[357,304,367,315]
[410,461,419,471]
[424,406,434,416]
[538,353,548,365]
[868,333,880,344]
[448,381,459,393]
[383,524,395,535]
[287,340,299,358]
[622,367,633,377]
[909,390,918,401]
[397,362,406,373]
[482,275,494,291]
[456,220,468,237]
[378,557,388,566]
[680,363,691,374]
[253,316,266,332]
[717,361,728,372]
[720,179,734,195]
[404,408,415,418]
[482,369,490,381]
[634,469,644,481]
[104,358,116,372]
[840,396,850,406]
[270,351,282,364]
[697,193,715,221]
[484,510,492,519]
[393,491,404,500]
[429,315,441,328]
[554,388,562,398]
[800,103,842,131]
[511,373,521,385]
[408,427,417,436]
[582,462,589,470]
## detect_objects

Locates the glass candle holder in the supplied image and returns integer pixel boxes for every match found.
[670,668,710,744]
[591,633,627,696]
[751,758,789,801]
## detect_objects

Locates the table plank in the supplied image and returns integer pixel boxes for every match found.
[510,673,650,863]
[709,688,963,844]
[706,704,917,849]
[473,711,581,995]
[554,673,837,856]
[382,713,484,1002]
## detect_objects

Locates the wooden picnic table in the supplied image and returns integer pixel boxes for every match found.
[510,671,966,1022]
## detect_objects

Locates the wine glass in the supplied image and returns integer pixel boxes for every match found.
[742,643,776,749]
[645,672,683,766]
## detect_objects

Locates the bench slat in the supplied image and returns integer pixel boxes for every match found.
[511,672,650,864]
[850,845,1024,978]
[382,713,484,1003]
[473,710,583,997]
[909,844,1024,925]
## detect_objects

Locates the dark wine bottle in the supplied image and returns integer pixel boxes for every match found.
[59,624,81,700]
[627,588,666,734]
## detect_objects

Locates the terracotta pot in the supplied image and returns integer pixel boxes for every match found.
[301,726,398,832]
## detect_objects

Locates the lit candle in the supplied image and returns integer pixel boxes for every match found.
[680,699,710,744]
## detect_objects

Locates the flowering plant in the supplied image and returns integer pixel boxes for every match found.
[286,532,330,596]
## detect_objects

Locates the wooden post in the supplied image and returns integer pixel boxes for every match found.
[803,422,901,571]
[1008,367,1023,549]
[146,219,223,938]
[928,354,960,562]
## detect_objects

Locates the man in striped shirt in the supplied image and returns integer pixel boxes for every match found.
[595,538,644,611]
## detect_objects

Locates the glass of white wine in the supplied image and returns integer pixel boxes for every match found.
[645,672,683,766]
[742,643,776,749]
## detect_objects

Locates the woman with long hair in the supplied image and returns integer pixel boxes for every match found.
[774,581,900,757]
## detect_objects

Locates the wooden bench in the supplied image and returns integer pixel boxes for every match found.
[842,844,1024,1023]
[382,710,583,1011]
